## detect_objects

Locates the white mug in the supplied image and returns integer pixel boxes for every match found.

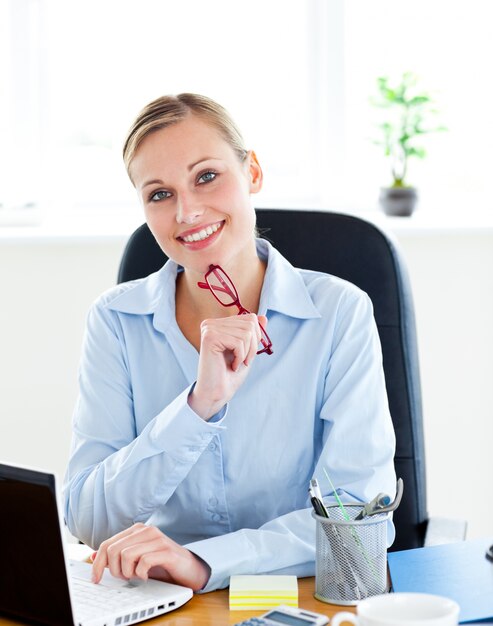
[331,592,460,626]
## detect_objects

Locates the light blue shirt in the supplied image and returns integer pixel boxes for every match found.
[63,238,396,592]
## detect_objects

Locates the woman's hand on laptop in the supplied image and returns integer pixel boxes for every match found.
[91,523,211,592]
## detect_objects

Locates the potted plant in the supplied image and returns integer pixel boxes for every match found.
[371,72,445,216]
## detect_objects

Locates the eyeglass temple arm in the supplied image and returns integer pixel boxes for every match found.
[197,281,234,297]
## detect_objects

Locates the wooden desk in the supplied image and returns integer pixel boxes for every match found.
[0,577,354,625]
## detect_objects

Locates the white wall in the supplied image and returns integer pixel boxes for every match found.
[0,238,124,482]
[396,228,493,538]
[1,218,492,540]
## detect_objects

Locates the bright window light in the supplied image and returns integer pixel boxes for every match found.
[1,0,323,222]
[1,0,492,227]
[341,0,493,213]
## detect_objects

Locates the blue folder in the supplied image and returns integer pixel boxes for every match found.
[388,536,493,624]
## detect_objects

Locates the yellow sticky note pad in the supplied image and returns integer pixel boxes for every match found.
[229,575,298,610]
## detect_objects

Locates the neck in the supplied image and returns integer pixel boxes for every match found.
[178,240,266,317]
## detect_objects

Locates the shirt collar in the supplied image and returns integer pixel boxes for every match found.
[256,238,321,320]
[106,237,321,327]
[106,261,178,333]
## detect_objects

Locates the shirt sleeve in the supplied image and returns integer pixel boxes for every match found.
[186,289,396,592]
[63,301,227,549]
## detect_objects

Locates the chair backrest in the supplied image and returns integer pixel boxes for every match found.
[117,209,428,551]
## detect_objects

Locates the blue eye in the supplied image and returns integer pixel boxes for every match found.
[150,190,171,202]
[198,171,217,184]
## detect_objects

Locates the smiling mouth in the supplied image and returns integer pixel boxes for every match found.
[179,221,224,243]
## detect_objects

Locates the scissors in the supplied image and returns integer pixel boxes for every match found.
[355,477,404,520]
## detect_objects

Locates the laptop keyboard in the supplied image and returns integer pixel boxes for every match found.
[72,577,160,622]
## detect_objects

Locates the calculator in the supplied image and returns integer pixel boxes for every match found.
[233,604,329,626]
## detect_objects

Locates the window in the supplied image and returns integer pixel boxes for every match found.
[340,0,493,213]
[1,0,492,227]
[1,0,326,224]
[0,0,43,212]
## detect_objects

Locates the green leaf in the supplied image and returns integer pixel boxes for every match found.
[407,147,426,158]
[369,71,445,167]
[408,95,431,106]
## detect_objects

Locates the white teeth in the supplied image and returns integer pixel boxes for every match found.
[182,222,222,243]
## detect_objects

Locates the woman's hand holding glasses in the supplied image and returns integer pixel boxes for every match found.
[188,312,268,420]
[188,264,272,421]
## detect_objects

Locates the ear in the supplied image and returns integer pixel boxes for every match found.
[247,150,263,194]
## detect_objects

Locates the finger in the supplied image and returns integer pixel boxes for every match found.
[200,325,249,369]
[227,329,259,369]
[120,536,170,580]
[258,314,267,328]
[106,525,156,580]
[148,564,172,583]
[202,314,259,333]
[210,315,261,365]
[135,547,210,591]
[243,322,261,366]
[199,315,264,373]
[223,319,260,368]
[243,315,264,365]
[92,523,146,583]
[92,524,141,581]
[227,335,250,371]
[134,549,175,581]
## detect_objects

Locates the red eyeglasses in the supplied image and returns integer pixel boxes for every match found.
[197,264,273,355]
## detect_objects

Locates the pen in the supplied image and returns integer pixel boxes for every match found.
[310,478,324,502]
[310,496,329,518]
[310,479,329,517]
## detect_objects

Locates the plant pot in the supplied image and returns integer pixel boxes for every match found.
[379,186,418,217]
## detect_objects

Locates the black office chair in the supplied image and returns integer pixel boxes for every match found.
[117,208,464,552]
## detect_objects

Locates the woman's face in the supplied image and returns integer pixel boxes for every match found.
[129,114,262,275]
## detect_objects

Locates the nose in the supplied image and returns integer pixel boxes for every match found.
[175,193,204,225]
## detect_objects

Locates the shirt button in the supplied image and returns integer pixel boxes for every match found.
[211,513,221,522]
[209,496,218,506]
[208,441,217,452]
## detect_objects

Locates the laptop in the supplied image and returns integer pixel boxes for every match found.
[0,462,193,626]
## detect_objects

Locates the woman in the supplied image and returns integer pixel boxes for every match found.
[63,93,396,592]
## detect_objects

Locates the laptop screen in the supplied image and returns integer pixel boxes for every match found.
[0,463,74,625]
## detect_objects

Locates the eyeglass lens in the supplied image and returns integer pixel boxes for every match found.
[206,269,239,306]
[202,265,273,355]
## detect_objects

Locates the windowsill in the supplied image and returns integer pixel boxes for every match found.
[355,208,493,236]
[1,206,493,244]
[0,209,144,244]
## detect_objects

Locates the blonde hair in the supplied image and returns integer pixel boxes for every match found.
[123,93,248,182]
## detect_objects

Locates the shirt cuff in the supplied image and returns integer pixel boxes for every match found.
[187,381,227,423]
[149,384,227,462]
[185,530,256,592]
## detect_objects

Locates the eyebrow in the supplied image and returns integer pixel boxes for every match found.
[141,178,164,190]
[140,157,218,190]
[188,157,216,171]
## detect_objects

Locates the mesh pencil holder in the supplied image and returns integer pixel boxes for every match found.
[312,505,389,606]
